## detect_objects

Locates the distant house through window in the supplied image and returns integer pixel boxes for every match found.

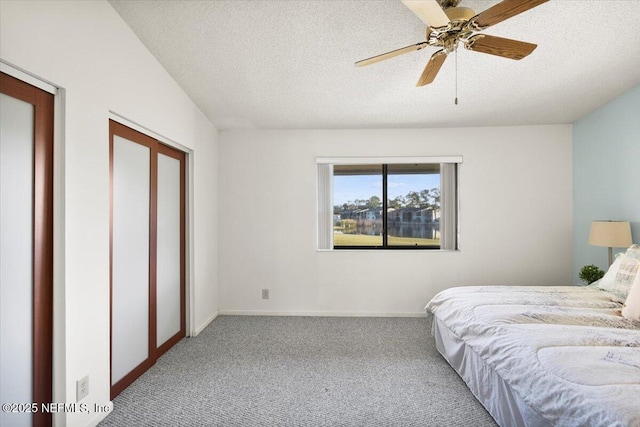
[317,157,460,251]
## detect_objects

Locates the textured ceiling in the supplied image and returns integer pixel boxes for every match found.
[109,0,640,130]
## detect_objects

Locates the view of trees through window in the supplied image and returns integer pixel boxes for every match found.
[333,164,441,248]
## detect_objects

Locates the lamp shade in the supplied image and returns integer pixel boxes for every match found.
[588,221,632,248]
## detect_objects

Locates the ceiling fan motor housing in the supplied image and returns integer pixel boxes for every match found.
[425,7,476,52]
[438,0,461,8]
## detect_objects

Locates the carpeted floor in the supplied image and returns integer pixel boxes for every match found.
[99,316,497,426]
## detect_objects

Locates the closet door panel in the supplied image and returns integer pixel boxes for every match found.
[156,153,182,347]
[111,135,150,385]
[0,92,34,427]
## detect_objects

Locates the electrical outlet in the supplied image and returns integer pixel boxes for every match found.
[262,288,269,299]
[76,375,89,402]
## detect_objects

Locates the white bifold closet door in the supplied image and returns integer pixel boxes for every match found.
[110,120,185,399]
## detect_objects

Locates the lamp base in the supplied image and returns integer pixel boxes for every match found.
[608,247,613,266]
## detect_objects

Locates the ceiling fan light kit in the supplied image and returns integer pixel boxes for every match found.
[356,0,549,87]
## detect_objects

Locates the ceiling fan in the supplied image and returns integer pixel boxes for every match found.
[356,0,548,87]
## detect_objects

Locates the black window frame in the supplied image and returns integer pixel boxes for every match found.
[334,164,441,250]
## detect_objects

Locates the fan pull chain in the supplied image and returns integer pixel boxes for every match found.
[454,48,458,105]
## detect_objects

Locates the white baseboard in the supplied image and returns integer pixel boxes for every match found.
[192,311,219,336]
[218,310,427,318]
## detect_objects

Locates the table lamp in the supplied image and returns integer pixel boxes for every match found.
[588,220,632,265]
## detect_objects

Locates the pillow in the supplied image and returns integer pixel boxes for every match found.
[613,256,640,299]
[596,252,624,293]
[622,271,640,321]
[624,244,640,260]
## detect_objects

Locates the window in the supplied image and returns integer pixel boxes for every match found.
[318,158,460,250]
[333,164,383,247]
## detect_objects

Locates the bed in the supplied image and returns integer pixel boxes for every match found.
[425,284,640,427]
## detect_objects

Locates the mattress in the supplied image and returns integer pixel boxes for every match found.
[425,285,640,427]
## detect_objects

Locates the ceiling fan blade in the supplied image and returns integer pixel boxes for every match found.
[402,0,450,28]
[466,34,537,60]
[472,0,548,29]
[417,50,447,87]
[355,42,429,67]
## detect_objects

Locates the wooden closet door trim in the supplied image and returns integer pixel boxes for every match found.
[32,81,54,427]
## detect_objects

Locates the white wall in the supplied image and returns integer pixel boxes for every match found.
[193,126,220,332]
[219,126,573,316]
[0,1,219,426]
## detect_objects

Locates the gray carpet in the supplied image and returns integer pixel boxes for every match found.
[99,316,497,426]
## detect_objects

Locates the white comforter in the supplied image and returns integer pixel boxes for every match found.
[426,285,640,427]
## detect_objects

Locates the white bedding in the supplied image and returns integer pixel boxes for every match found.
[425,285,640,427]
